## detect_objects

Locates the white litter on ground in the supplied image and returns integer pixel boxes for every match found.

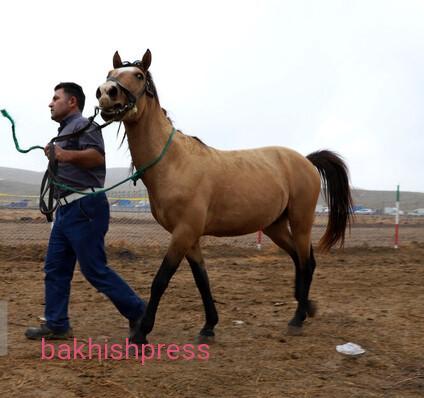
[336,342,366,356]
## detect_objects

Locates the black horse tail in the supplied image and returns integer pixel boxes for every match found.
[307,150,354,252]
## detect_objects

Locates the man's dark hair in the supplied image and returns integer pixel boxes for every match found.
[55,82,86,112]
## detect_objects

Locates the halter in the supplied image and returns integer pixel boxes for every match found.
[99,60,155,120]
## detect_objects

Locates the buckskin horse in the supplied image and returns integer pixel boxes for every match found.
[96,49,353,344]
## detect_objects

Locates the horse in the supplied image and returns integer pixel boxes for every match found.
[96,49,353,344]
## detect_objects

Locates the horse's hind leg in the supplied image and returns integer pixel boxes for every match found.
[264,216,297,262]
[287,211,318,333]
[186,242,218,344]
[264,217,317,334]
[288,245,317,330]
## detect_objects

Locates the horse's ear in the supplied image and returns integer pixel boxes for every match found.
[113,51,123,68]
[141,49,152,71]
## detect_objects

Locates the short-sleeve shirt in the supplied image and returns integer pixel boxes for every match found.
[55,112,105,198]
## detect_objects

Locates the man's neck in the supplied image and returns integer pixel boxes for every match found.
[59,111,82,130]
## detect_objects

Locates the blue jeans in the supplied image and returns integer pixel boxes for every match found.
[44,192,145,332]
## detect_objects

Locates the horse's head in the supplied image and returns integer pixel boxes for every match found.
[96,49,155,122]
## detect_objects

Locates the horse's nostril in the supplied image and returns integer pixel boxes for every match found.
[96,88,101,99]
[108,86,118,99]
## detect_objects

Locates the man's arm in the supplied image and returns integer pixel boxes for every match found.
[44,144,105,169]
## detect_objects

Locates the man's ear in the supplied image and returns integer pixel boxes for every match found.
[68,95,78,109]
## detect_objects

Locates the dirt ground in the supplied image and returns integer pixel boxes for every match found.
[0,215,423,397]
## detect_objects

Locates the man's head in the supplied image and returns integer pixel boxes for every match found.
[49,82,85,122]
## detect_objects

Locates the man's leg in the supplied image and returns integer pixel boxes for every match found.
[26,208,76,339]
[67,194,145,321]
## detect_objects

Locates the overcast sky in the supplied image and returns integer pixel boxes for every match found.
[0,0,423,192]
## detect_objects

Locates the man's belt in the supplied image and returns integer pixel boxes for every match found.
[58,188,103,206]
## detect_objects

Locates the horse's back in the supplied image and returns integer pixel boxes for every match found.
[209,145,320,193]
[199,145,320,235]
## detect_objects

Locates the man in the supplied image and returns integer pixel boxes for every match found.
[25,82,145,340]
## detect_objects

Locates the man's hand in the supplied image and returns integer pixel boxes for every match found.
[44,143,104,168]
[44,144,69,162]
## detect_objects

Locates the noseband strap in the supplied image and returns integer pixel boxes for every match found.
[106,76,139,107]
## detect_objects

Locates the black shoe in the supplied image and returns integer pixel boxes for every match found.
[25,324,73,340]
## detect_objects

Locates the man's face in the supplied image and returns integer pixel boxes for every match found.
[49,88,73,122]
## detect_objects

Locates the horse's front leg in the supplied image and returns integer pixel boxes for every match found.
[131,226,196,344]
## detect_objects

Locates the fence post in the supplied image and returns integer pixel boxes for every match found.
[394,185,400,249]
[256,230,262,250]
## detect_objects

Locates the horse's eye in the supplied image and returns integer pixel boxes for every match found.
[136,73,144,80]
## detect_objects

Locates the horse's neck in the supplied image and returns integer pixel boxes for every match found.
[124,103,177,189]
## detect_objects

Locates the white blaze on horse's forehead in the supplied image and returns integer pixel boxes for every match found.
[114,66,141,77]
[99,81,115,95]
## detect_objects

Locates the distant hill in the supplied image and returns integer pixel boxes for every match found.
[0,166,143,198]
[349,189,424,211]
[0,167,423,210]
[0,167,42,195]
[314,188,424,212]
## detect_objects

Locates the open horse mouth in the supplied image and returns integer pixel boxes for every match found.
[99,103,128,121]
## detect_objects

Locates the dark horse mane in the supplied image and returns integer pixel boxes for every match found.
[127,72,207,172]
[145,71,167,118]
[146,71,159,102]
[148,72,207,147]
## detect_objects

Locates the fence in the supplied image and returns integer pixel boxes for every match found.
[0,190,423,250]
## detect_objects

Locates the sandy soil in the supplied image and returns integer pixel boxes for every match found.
[0,214,423,397]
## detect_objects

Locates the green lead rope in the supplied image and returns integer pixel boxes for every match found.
[1,108,176,196]
[51,127,177,195]
[1,109,44,153]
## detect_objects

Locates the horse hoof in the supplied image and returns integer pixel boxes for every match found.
[127,342,150,357]
[286,325,303,336]
[196,334,215,345]
[129,334,148,345]
[307,300,318,318]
